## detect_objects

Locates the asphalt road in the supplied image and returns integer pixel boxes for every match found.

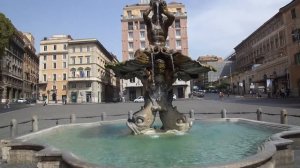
[0,93,299,139]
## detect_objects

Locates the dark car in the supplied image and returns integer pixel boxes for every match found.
[192,91,205,97]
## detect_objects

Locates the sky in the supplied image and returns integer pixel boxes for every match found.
[0,0,292,60]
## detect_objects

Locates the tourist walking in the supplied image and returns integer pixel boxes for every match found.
[43,98,48,106]
[5,99,10,109]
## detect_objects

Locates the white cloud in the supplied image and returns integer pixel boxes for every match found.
[185,0,291,59]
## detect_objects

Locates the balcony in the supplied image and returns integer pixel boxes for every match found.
[68,76,100,82]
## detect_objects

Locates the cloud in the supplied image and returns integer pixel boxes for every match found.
[186,0,291,59]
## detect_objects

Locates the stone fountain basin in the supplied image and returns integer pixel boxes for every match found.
[2,118,300,168]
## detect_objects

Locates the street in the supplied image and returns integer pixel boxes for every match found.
[0,93,299,139]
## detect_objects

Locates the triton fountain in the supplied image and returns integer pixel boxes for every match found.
[107,0,215,135]
[1,1,300,168]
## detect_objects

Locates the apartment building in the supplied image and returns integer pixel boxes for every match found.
[39,35,72,102]
[0,32,25,103]
[121,0,190,101]
[68,39,119,103]
[39,35,119,103]
[233,0,300,97]
[22,32,39,100]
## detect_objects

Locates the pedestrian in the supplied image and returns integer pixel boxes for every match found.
[5,99,10,109]
[43,97,48,106]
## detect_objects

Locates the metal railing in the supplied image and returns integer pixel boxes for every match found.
[1,108,300,139]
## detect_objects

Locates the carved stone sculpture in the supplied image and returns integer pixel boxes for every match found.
[106,0,215,135]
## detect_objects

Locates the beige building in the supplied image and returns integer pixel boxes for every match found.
[232,0,300,97]
[39,35,72,102]
[67,39,119,103]
[39,35,119,103]
[121,0,191,101]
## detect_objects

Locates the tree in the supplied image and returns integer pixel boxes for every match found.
[0,13,16,57]
[216,82,230,91]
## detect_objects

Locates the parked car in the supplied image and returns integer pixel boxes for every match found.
[192,91,205,97]
[17,98,27,103]
[134,96,144,103]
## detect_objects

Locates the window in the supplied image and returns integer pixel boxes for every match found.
[53,85,56,90]
[127,10,132,17]
[72,47,75,53]
[175,20,180,28]
[87,46,90,52]
[128,22,134,30]
[292,29,300,42]
[71,57,75,64]
[129,52,134,60]
[64,44,67,50]
[129,42,134,49]
[176,30,181,37]
[43,74,46,82]
[53,45,57,50]
[86,70,90,77]
[140,21,145,29]
[291,8,297,19]
[43,63,46,69]
[63,54,67,59]
[176,40,182,48]
[63,85,67,90]
[43,55,46,61]
[130,78,135,83]
[70,83,76,88]
[295,52,300,65]
[71,71,76,77]
[80,46,82,52]
[53,74,56,81]
[140,31,145,39]
[44,46,47,51]
[86,82,91,88]
[63,73,67,80]
[141,41,146,49]
[63,62,67,68]
[79,57,83,64]
[86,57,90,64]
[53,55,56,60]
[128,32,133,39]
[53,63,56,69]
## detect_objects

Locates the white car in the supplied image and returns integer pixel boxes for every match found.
[134,96,144,103]
[17,98,27,103]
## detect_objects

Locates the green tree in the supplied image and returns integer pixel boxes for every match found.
[216,82,230,91]
[0,13,16,57]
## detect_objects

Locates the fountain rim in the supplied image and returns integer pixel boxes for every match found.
[5,118,300,168]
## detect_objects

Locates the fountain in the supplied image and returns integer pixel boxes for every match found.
[1,1,300,167]
[107,0,215,135]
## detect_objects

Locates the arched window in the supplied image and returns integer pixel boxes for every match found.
[70,68,76,77]
[78,67,84,77]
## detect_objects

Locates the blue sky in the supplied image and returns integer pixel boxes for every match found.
[0,0,291,60]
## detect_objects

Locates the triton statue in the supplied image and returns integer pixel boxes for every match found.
[106,0,215,135]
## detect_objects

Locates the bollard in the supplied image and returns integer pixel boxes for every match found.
[101,112,106,121]
[70,114,76,124]
[10,119,17,138]
[189,109,195,119]
[280,109,288,124]
[256,108,262,121]
[128,110,133,120]
[32,115,38,132]
[221,109,227,118]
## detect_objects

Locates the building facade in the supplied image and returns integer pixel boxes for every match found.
[39,35,119,103]
[121,0,191,101]
[67,39,119,103]
[232,0,300,97]
[22,32,39,100]
[0,32,25,103]
[39,35,72,102]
